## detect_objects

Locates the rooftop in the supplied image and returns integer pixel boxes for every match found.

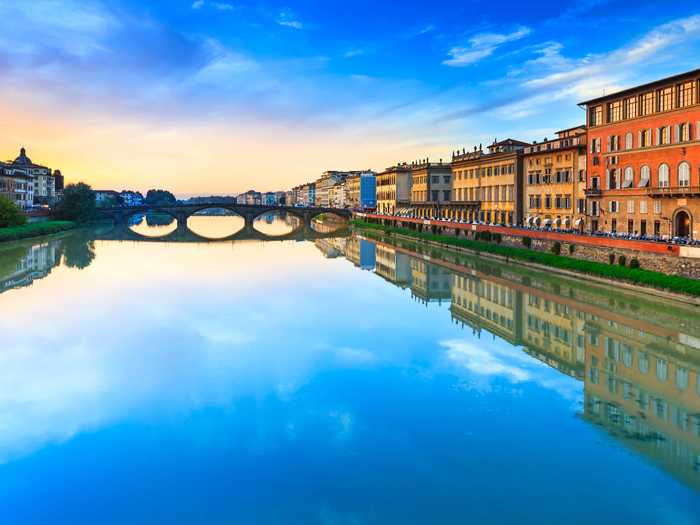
[578,67,700,106]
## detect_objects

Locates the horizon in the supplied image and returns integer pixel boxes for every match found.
[3,1,700,195]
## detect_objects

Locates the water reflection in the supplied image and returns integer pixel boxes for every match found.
[253,211,300,236]
[128,212,177,237]
[187,208,245,239]
[310,212,347,233]
[0,223,699,522]
[335,233,700,492]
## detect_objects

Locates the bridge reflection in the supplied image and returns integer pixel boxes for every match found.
[327,233,700,493]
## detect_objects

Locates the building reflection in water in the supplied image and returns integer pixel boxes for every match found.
[329,234,700,493]
[0,233,96,295]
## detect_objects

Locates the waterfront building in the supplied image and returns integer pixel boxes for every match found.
[95,190,121,207]
[345,171,377,210]
[523,127,588,231]
[376,164,412,215]
[0,163,33,209]
[451,139,528,225]
[263,192,276,205]
[11,148,55,206]
[0,240,62,294]
[409,160,452,218]
[120,190,145,207]
[580,68,700,238]
[315,171,349,208]
[328,180,347,209]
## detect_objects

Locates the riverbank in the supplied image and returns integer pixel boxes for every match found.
[352,219,700,300]
[0,221,77,242]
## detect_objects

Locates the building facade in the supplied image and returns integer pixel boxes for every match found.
[409,160,452,217]
[451,139,528,225]
[581,69,700,238]
[0,163,33,209]
[523,127,588,231]
[376,164,412,215]
[346,171,376,210]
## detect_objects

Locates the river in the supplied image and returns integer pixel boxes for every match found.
[0,215,699,524]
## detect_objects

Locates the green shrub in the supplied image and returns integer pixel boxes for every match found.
[630,258,640,269]
[522,236,532,249]
[350,220,700,298]
[493,232,502,244]
[0,221,76,242]
[608,253,616,265]
[618,255,627,267]
[551,241,562,255]
[0,196,27,228]
[569,244,576,255]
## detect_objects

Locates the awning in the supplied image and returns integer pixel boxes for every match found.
[564,217,571,227]
[553,217,561,226]
[533,216,541,226]
[526,216,533,226]
[575,218,584,226]
[543,218,552,226]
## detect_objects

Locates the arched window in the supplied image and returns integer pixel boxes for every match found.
[678,162,690,187]
[658,163,670,188]
[625,132,633,150]
[622,166,634,188]
[639,165,650,187]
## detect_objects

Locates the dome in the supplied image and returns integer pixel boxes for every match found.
[13,147,32,166]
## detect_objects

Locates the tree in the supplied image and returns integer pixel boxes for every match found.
[0,196,27,228]
[54,183,96,222]
[145,189,176,206]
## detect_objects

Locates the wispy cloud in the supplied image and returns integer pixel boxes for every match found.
[192,0,234,10]
[443,26,531,67]
[276,8,305,30]
[343,48,365,58]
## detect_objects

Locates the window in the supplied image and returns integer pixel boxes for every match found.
[658,87,674,112]
[654,200,662,215]
[624,96,638,119]
[679,80,696,107]
[678,122,692,142]
[638,352,649,373]
[656,358,668,381]
[658,164,670,187]
[623,166,634,188]
[678,162,690,187]
[625,132,633,150]
[639,165,650,187]
[677,367,689,390]
[609,201,618,213]
[640,200,648,214]
[658,126,671,145]
[639,128,651,147]
[608,100,622,122]
[627,200,635,214]
[641,92,655,116]
[590,106,603,126]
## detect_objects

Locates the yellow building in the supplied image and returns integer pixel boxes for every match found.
[451,139,528,225]
[376,164,412,215]
[409,161,452,217]
[523,127,587,231]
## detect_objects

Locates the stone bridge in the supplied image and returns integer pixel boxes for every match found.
[96,203,351,242]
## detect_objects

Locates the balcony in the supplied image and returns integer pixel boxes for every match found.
[585,188,602,197]
[647,186,700,197]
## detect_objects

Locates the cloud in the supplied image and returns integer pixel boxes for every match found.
[192,1,235,11]
[443,26,531,67]
[343,48,365,58]
[442,339,532,382]
[276,8,304,30]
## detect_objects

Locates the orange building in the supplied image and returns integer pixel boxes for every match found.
[580,69,700,238]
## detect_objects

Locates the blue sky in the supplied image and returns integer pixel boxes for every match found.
[1,0,699,194]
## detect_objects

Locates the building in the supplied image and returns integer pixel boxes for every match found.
[0,163,33,209]
[523,127,588,231]
[580,68,700,238]
[263,192,276,205]
[120,190,145,207]
[451,139,529,225]
[315,171,349,208]
[376,164,412,215]
[12,148,54,206]
[328,180,347,209]
[409,160,452,218]
[345,171,376,210]
[94,190,121,207]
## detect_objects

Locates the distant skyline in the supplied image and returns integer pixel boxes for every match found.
[2,0,700,196]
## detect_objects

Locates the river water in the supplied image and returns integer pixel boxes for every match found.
[0,216,699,524]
